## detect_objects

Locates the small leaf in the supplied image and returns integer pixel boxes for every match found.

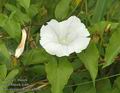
[89,21,119,35]
[17,0,30,9]
[5,3,17,11]
[0,69,18,93]
[5,4,30,24]
[3,19,21,42]
[96,79,112,93]
[5,69,19,85]
[71,71,92,84]
[103,28,120,67]
[92,0,111,23]
[113,77,120,90]
[74,83,96,93]
[0,14,8,27]
[112,77,120,93]
[0,64,7,80]
[0,80,7,93]
[55,0,71,20]
[89,21,108,35]
[13,11,30,24]
[45,57,73,93]
[22,48,52,65]
[77,42,99,84]
[0,40,10,65]
[26,4,38,18]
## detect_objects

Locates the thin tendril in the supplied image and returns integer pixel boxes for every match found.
[66,73,120,87]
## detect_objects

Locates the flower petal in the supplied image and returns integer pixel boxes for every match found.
[15,28,27,58]
[40,24,59,46]
[41,42,70,57]
[40,16,91,57]
[60,16,90,37]
[69,37,91,53]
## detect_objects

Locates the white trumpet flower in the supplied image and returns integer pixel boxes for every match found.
[15,28,27,58]
[40,16,90,57]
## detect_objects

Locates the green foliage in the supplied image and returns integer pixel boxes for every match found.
[112,77,120,93]
[78,42,99,84]
[26,4,38,18]
[0,0,120,93]
[0,40,10,65]
[0,64,7,81]
[3,19,21,42]
[92,0,111,23]
[17,0,30,9]
[103,27,120,67]
[45,57,73,93]
[22,48,52,65]
[74,84,96,93]
[55,0,71,20]
[0,64,19,93]
[96,79,112,93]
[5,69,19,84]
[5,4,31,24]
[0,14,8,27]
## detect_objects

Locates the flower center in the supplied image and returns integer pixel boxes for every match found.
[58,37,71,45]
